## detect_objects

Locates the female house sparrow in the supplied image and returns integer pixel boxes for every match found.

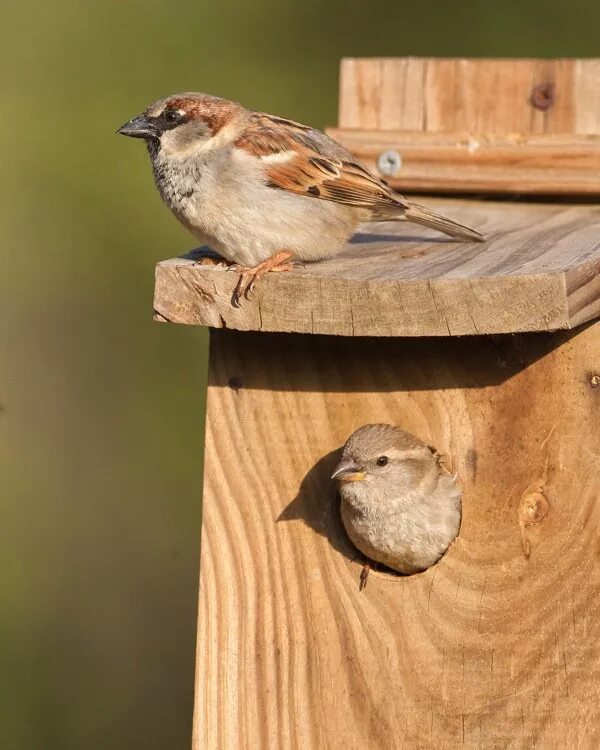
[332,424,461,588]
[118,93,484,305]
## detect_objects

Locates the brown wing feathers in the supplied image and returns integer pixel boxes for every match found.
[235,113,406,212]
[234,112,484,241]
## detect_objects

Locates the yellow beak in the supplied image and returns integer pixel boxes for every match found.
[337,472,366,482]
[331,459,366,483]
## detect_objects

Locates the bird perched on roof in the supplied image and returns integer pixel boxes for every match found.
[331,424,461,589]
[118,93,484,306]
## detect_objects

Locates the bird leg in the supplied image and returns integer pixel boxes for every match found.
[359,563,371,592]
[230,250,297,307]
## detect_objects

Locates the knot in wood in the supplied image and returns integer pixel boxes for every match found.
[519,487,549,526]
[519,484,549,558]
[530,83,555,111]
[590,374,600,389]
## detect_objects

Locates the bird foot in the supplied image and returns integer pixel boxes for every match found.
[229,250,298,307]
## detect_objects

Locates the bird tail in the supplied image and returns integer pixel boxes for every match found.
[402,202,485,242]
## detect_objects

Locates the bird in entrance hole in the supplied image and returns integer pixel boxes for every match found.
[331,424,461,590]
[117,93,484,306]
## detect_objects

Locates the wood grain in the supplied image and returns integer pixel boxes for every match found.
[153,198,600,336]
[194,324,600,749]
[338,58,599,134]
[326,130,600,195]
[335,58,600,194]
[575,59,600,134]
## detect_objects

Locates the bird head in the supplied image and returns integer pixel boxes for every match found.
[331,424,437,497]
[117,93,242,156]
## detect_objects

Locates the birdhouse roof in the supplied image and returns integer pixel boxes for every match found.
[154,197,600,337]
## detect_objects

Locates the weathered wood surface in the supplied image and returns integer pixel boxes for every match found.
[194,324,600,750]
[326,130,600,195]
[333,58,600,194]
[154,198,600,336]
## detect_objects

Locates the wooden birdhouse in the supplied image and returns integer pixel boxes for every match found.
[154,59,600,748]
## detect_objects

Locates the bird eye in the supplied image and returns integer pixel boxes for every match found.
[164,110,182,124]
[376,456,388,467]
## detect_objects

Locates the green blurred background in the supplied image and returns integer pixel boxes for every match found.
[1,0,598,747]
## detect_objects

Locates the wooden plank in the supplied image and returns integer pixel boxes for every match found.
[193,324,600,749]
[153,198,600,337]
[338,58,596,135]
[336,58,600,194]
[326,129,600,195]
[575,59,600,134]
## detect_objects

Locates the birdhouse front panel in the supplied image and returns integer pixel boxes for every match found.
[192,327,600,750]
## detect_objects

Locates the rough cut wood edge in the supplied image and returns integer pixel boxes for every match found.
[326,129,600,195]
[154,263,571,337]
[193,325,600,750]
[338,57,600,135]
[153,197,600,337]
[566,260,600,327]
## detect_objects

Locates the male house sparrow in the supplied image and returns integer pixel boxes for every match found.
[332,424,461,589]
[118,93,484,305]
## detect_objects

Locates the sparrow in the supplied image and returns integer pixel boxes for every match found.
[118,93,484,306]
[331,424,461,589]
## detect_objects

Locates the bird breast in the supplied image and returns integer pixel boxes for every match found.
[340,480,461,575]
[149,146,362,266]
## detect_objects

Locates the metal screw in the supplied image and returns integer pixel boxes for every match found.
[530,83,555,111]
[590,374,600,389]
[377,149,402,177]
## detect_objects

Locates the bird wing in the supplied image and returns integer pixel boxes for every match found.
[234,113,409,213]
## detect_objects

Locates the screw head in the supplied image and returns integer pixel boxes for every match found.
[377,149,402,177]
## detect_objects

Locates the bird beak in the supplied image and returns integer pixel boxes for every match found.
[331,458,366,482]
[117,114,159,140]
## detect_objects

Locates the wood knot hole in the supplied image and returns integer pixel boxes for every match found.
[590,374,600,389]
[530,83,555,111]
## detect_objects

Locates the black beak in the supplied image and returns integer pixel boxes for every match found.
[117,114,159,140]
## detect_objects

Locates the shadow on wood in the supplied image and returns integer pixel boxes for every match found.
[208,328,570,393]
[277,449,351,559]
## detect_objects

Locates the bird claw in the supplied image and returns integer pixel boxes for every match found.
[229,251,296,307]
[232,274,249,307]
[359,563,371,591]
